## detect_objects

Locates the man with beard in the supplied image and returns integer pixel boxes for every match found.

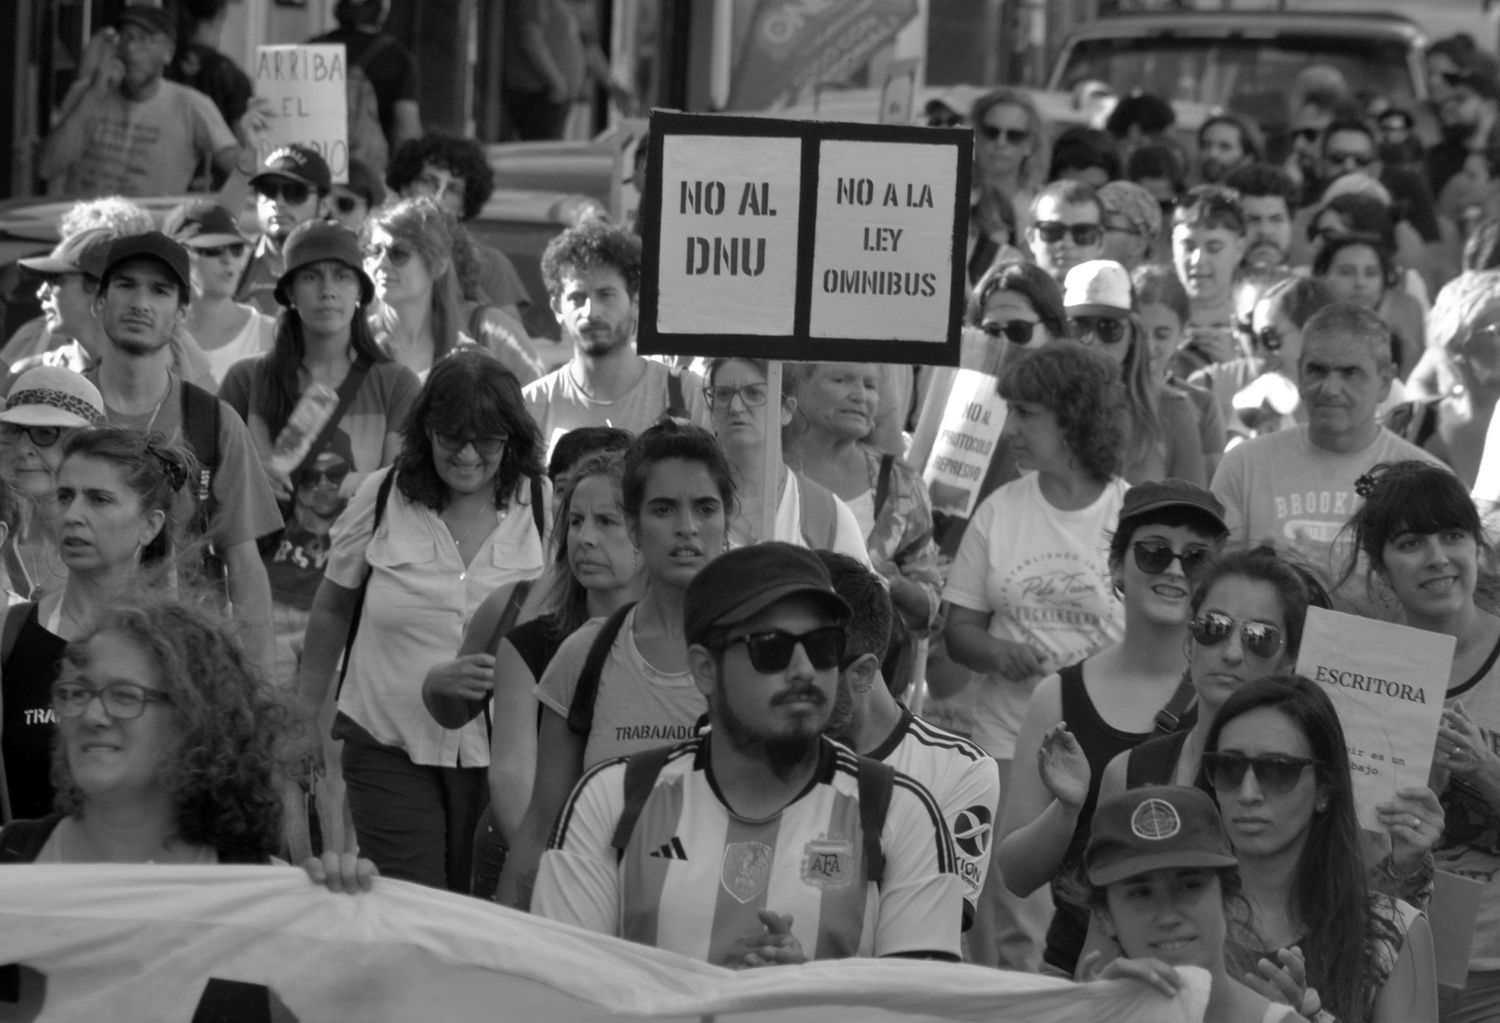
[87,233,282,671]
[523,220,709,458]
[238,146,333,315]
[815,551,999,932]
[1196,114,1260,185]
[532,543,963,964]
[1224,164,1297,271]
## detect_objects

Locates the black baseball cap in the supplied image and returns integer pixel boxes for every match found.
[18,228,115,280]
[162,200,248,248]
[114,5,176,40]
[250,145,333,194]
[684,542,851,648]
[1085,786,1237,886]
[1118,479,1228,537]
[99,232,191,295]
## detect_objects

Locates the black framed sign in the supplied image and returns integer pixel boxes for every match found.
[637,111,970,367]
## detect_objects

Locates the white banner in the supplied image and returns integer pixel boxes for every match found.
[921,368,1006,518]
[254,45,351,182]
[0,865,1209,1021]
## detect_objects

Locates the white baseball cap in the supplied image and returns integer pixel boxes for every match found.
[1063,259,1133,317]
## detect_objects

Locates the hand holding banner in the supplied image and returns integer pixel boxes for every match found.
[254,45,351,182]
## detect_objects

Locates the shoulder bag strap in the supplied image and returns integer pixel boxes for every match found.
[334,470,398,702]
[293,357,372,480]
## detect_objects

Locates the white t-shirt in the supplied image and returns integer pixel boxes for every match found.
[733,472,871,566]
[200,306,274,385]
[942,472,1128,760]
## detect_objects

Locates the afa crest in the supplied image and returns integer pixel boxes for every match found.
[801,838,855,890]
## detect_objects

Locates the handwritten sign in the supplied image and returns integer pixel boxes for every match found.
[1294,607,1452,830]
[254,44,350,182]
[923,369,1006,518]
[639,111,968,365]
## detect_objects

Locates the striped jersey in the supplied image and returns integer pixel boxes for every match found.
[866,707,999,925]
[533,736,963,966]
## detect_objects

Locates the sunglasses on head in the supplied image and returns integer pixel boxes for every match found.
[364,242,414,267]
[982,320,1040,345]
[1132,540,1213,577]
[1071,315,1128,344]
[296,463,351,488]
[1202,751,1316,796]
[1188,611,1285,659]
[0,424,61,448]
[978,124,1030,145]
[720,625,846,674]
[255,181,312,205]
[333,195,363,215]
[431,431,507,456]
[195,243,247,259]
[1035,221,1103,246]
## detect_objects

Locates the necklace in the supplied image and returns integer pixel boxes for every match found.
[444,500,498,553]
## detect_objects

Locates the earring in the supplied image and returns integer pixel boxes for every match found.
[1315,799,1328,812]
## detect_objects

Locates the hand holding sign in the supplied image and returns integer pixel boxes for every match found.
[1374,786,1444,877]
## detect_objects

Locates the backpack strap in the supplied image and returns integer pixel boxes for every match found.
[856,755,896,886]
[873,453,896,519]
[335,470,398,701]
[609,743,677,857]
[479,578,535,739]
[566,603,635,737]
[529,474,546,545]
[665,369,686,417]
[0,813,64,862]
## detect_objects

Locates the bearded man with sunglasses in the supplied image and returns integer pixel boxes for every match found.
[237,146,334,315]
[532,543,963,965]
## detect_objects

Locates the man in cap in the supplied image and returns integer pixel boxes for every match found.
[532,542,963,965]
[87,232,282,669]
[237,145,336,315]
[12,229,116,378]
[36,5,271,198]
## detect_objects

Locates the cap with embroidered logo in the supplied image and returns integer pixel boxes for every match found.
[1085,785,1238,886]
[250,145,333,194]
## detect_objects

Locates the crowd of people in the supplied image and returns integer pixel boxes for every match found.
[9,5,1500,1022]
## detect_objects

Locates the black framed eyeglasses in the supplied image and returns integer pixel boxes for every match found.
[978,125,1030,145]
[704,383,769,409]
[255,181,313,206]
[431,431,508,456]
[1071,315,1128,345]
[720,626,846,674]
[981,320,1039,345]
[1188,612,1284,659]
[363,242,414,267]
[195,243,247,259]
[0,424,62,448]
[1035,221,1103,246]
[1132,540,1213,577]
[52,681,173,720]
[1202,751,1316,796]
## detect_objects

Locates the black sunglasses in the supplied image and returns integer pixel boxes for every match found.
[982,320,1039,345]
[1255,326,1285,352]
[296,464,351,488]
[1034,221,1103,246]
[1202,751,1316,796]
[978,125,1030,145]
[1326,150,1375,169]
[1071,315,1128,345]
[0,424,62,448]
[1132,540,1213,577]
[431,431,507,456]
[1293,127,1322,143]
[720,626,846,674]
[333,195,363,215]
[195,243,247,259]
[364,242,414,267]
[1188,612,1285,659]
[255,181,312,205]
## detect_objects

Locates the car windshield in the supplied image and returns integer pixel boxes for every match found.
[1056,33,1416,129]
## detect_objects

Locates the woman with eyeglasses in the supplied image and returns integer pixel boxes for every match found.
[1342,461,1500,1019]
[495,420,733,909]
[290,350,549,891]
[363,197,543,386]
[164,200,274,385]
[702,357,869,563]
[997,480,1229,977]
[1,426,194,823]
[1205,674,1437,1023]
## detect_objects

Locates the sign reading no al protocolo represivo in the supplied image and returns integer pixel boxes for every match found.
[637,111,969,366]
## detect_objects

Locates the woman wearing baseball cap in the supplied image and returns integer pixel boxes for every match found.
[164,199,274,385]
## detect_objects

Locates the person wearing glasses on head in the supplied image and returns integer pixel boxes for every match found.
[531,542,964,964]
[1205,675,1438,1023]
[1026,180,1106,288]
[163,200,274,386]
[997,480,1228,977]
[362,197,543,385]
[291,349,548,890]
[237,146,334,316]
[1063,260,1206,486]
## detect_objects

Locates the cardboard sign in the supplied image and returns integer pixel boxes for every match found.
[254,45,351,182]
[923,368,1006,518]
[639,111,969,365]
[1294,607,1453,830]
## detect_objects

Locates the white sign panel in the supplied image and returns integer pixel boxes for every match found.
[254,45,351,182]
[923,369,1006,518]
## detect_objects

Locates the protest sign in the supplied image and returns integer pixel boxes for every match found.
[254,45,350,181]
[1294,607,1453,830]
[922,368,1006,518]
[0,866,1210,1022]
[639,111,968,365]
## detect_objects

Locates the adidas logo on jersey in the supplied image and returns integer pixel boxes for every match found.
[649,836,689,860]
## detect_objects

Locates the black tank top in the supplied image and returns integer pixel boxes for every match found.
[1,604,67,820]
[1041,661,1154,976]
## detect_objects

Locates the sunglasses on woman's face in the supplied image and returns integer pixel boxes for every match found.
[431,431,507,456]
[363,242,414,267]
[0,424,61,448]
[333,195,363,215]
[1202,751,1316,795]
[1188,612,1285,659]
[978,124,1030,145]
[719,626,847,674]
[1131,540,1213,577]
[982,319,1040,345]
[195,243,247,259]
[1071,315,1128,345]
